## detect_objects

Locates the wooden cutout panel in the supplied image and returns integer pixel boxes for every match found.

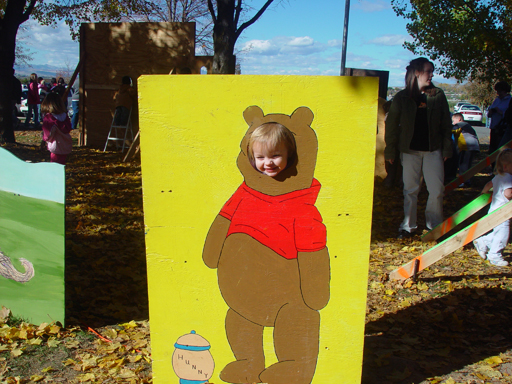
[139,75,379,383]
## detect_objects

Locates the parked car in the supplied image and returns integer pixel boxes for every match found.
[454,102,472,113]
[459,105,483,124]
[15,90,28,116]
[20,98,28,117]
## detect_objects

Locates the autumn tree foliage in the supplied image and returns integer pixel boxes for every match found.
[34,0,155,39]
[392,0,512,83]
[464,78,496,108]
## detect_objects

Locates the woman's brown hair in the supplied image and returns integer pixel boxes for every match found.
[404,57,435,100]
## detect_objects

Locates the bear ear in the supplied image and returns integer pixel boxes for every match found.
[243,105,264,125]
[290,106,314,126]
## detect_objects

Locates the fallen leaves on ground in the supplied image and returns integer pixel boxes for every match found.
[0,315,151,383]
[1,131,512,383]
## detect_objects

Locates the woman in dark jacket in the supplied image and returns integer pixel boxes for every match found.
[385,57,452,238]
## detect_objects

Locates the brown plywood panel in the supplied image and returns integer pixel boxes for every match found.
[82,22,203,148]
[83,89,116,148]
[83,22,195,84]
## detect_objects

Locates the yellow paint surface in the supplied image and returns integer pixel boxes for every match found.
[139,75,378,383]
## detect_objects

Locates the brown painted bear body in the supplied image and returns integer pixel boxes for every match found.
[203,106,330,384]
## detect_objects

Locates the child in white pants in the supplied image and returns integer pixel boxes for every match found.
[473,149,512,266]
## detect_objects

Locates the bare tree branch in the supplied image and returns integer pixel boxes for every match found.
[22,0,38,22]
[207,0,216,23]
[233,0,241,29]
[235,0,273,39]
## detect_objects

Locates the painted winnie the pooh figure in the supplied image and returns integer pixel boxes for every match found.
[203,106,330,384]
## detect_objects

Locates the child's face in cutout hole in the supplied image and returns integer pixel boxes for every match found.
[252,141,289,177]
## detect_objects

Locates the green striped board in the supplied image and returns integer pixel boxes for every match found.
[444,139,512,193]
[390,199,512,280]
[422,192,492,242]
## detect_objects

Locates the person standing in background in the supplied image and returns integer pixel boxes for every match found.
[385,57,452,239]
[24,73,41,129]
[113,76,135,126]
[487,81,511,154]
[71,81,79,130]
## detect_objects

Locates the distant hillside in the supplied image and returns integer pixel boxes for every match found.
[387,81,467,102]
[14,63,78,81]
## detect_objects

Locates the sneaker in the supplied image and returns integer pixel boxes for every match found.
[489,259,509,267]
[473,241,488,259]
[397,230,414,239]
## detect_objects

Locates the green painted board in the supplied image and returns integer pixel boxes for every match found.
[0,148,65,325]
[445,139,512,193]
[391,199,512,280]
[422,193,492,242]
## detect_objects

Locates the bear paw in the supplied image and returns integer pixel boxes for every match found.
[220,359,264,383]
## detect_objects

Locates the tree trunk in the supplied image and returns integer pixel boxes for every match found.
[0,9,19,143]
[0,68,15,143]
[0,0,33,143]
[211,0,237,74]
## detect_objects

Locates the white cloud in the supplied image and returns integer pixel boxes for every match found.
[239,36,409,77]
[353,0,391,12]
[239,50,337,76]
[23,21,79,66]
[384,58,409,70]
[242,39,280,55]
[328,39,342,48]
[288,36,314,47]
[347,53,375,64]
[241,36,329,58]
[367,34,410,46]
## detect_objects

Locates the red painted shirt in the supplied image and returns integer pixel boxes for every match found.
[219,179,326,259]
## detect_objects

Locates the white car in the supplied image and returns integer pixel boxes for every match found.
[20,98,28,116]
[454,102,472,113]
[459,105,483,124]
[15,90,27,116]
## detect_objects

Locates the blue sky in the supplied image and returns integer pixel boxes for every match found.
[17,0,452,87]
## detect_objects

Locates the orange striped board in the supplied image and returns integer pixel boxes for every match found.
[390,199,512,280]
[421,193,492,242]
[444,139,512,193]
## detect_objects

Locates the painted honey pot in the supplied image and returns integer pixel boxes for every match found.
[172,330,214,384]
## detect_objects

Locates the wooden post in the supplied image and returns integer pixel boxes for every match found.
[62,55,84,100]
[122,131,140,162]
[390,200,512,281]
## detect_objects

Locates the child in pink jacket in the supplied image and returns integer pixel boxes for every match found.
[41,93,72,165]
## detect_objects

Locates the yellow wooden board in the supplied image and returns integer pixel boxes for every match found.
[139,75,378,384]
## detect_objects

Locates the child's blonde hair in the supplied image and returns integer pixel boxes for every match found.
[247,122,297,166]
[495,148,512,175]
[41,92,67,116]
